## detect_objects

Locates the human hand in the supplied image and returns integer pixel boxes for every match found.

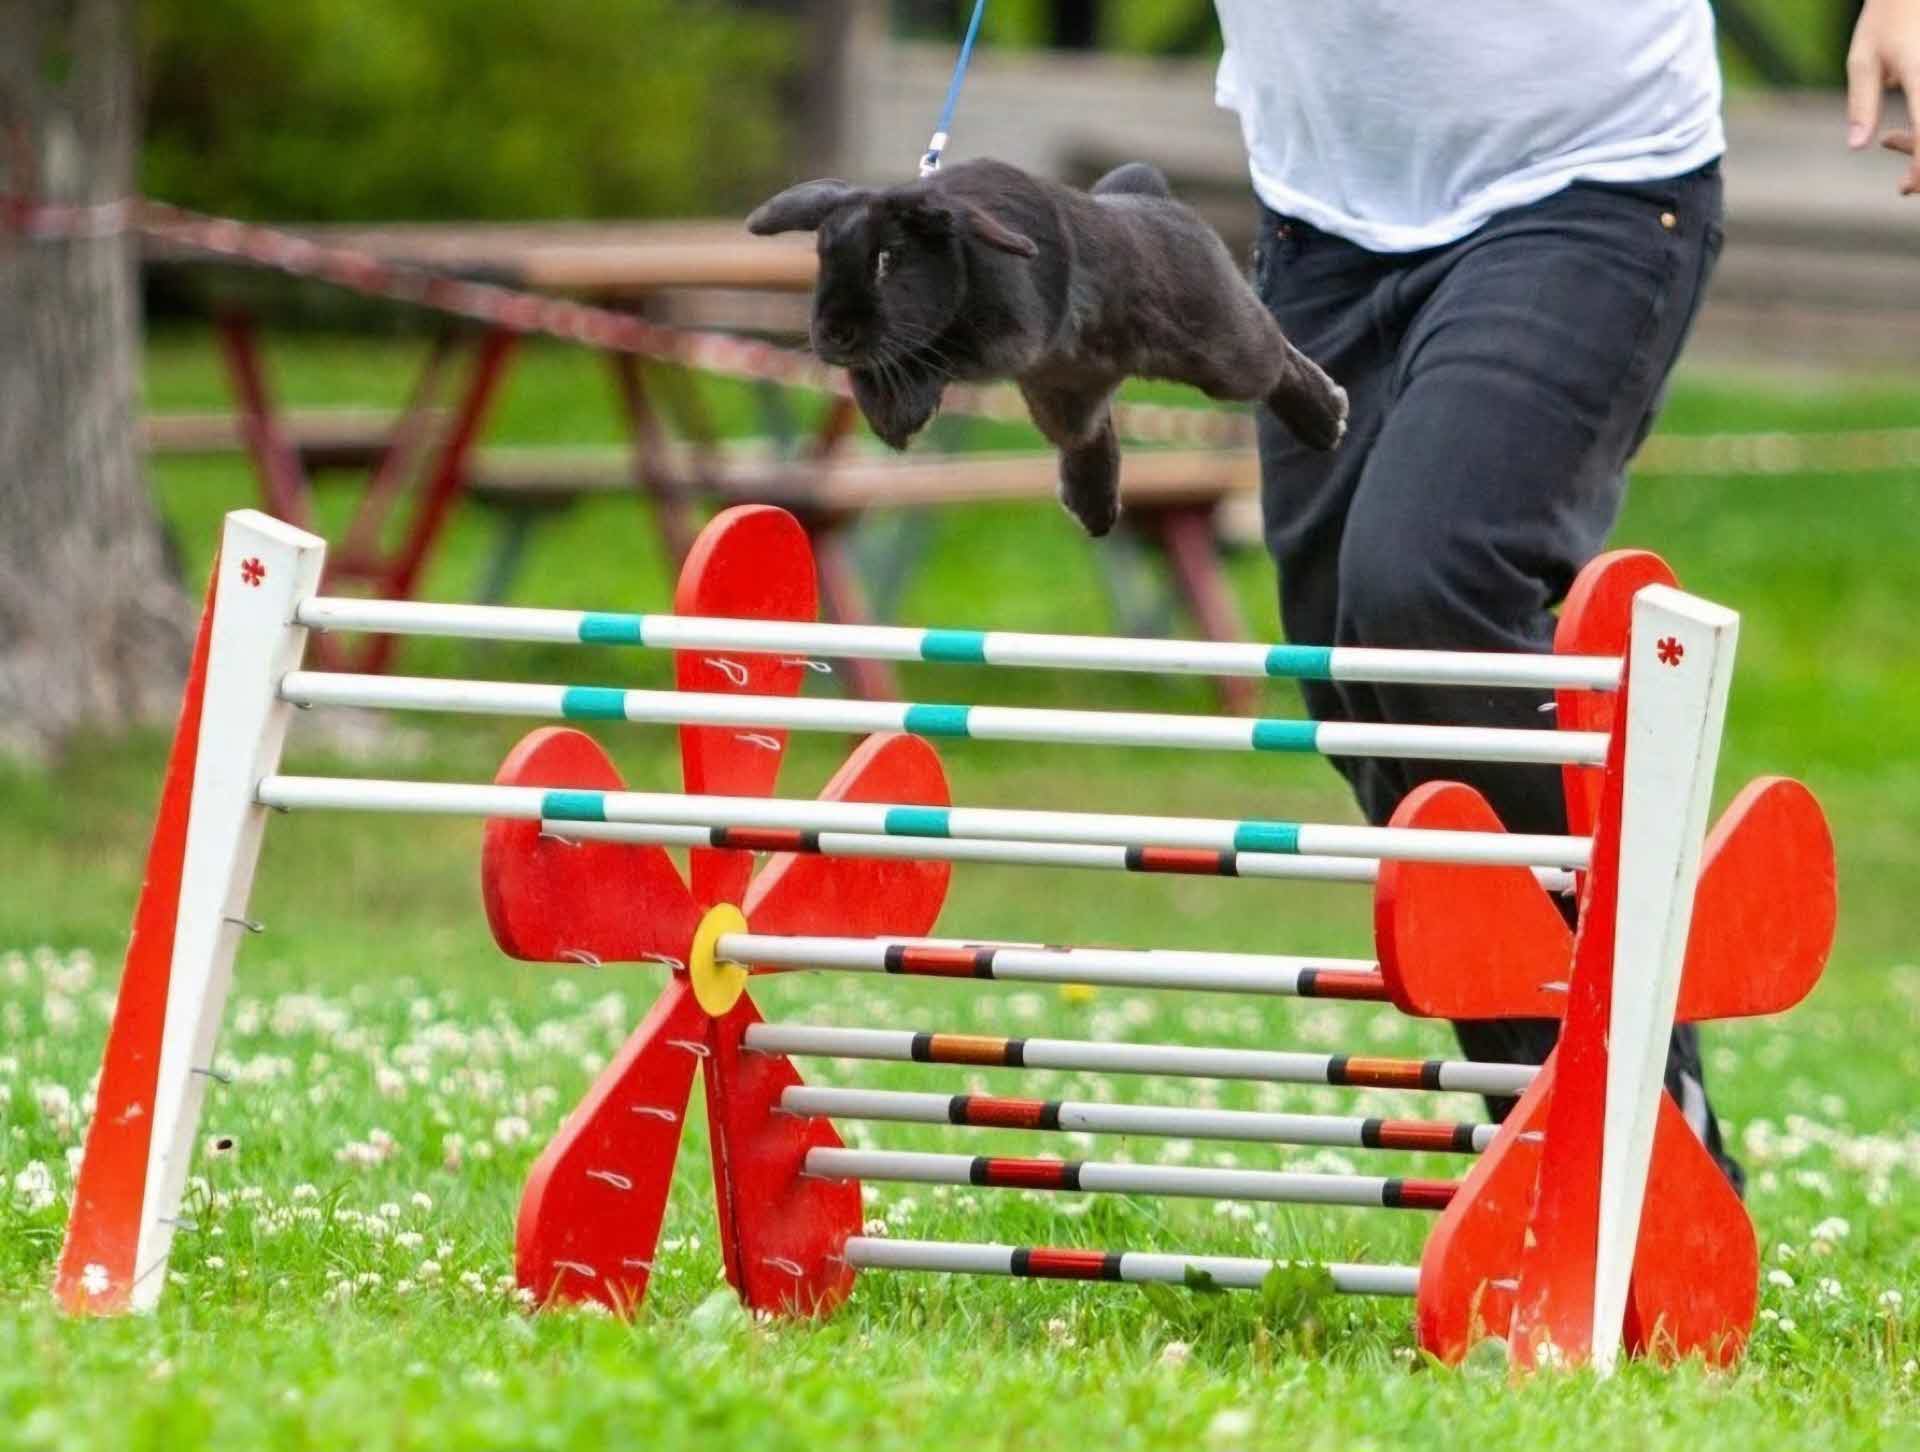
[1847,0,1920,193]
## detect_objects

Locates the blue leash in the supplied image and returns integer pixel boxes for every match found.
[919,0,988,176]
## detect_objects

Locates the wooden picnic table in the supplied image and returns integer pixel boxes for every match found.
[145,219,1266,708]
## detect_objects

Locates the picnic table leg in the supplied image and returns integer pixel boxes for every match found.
[1138,503,1261,716]
[215,311,312,530]
[335,330,457,573]
[360,327,518,673]
[609,352,700,567]
[807,509,903,703]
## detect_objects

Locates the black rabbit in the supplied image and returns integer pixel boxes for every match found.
[747,158,1348,536]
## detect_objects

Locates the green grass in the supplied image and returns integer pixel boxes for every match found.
[3,328,1919,1448]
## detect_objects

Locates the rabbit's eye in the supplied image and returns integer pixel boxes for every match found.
[875,248,894,282]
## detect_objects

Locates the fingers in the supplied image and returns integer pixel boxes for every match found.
[1902,70,1920,193]
[1885,129,1917,154]
[1847,46,1886,148]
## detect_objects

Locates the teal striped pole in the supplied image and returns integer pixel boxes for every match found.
[278,672,1610,767]
[293,598,1622,692]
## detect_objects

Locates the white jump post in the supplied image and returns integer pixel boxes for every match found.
[59,510,325,1311]
[1584,586,1739,1372]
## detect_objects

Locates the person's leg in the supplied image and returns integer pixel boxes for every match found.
[1251,210,1407,780]
[1319,164,1739,1180]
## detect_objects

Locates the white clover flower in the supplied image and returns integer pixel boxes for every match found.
[1767,1269,1795,1290]
[394,1231,424,1251]
[1206,1409,1255,1447]
[410,1192,433,1213]
[292,1183,319,1201]
[493,1115,531,1146]
[860,1218,889,1237]
[1880,1289,1904,1310]
[1810,1216,1851,1244]
[33,1082,74,1126]
[12,1161,55,1212]
[1778,1316,1797,1333]
[1817,1277,1843,1300]
[1158,1341,1192,1367]
[417,1260,442,1282]
[205,1256,226,1271]
[378,1202,403,1220]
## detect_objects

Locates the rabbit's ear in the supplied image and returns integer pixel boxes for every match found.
[746,179,871,235]
[901,196,1037,259]
[957,202,1038,258]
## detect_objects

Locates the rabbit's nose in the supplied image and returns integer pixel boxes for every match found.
[815,323,861,358]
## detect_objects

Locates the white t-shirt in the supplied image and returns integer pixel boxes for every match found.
[1213,2,1725,252]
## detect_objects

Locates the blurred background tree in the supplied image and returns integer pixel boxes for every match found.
[141,0,797,221]
[1,0,189,761]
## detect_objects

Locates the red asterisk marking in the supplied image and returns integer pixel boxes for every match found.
[240,557,266,587]
[1656,636,1684,667]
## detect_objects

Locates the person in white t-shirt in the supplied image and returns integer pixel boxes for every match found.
[1212,0,1920,1183]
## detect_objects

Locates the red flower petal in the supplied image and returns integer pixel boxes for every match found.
[482,727,700,964]
[674,505,818,907]
[743,732,951,941]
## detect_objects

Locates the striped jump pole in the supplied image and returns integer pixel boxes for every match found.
[779,1086,1498,1154]
[294,596,1624,692]
[803,1147,1459,1211]
[255,776,1594,870]
[720,932,1389,999]
[279,671,1610,767]
[745,1023,1539,1098]
[553,819,1580,893]
[843,1237,1420,1297]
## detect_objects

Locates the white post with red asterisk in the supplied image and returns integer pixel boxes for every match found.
[1587,587,1740,1370]
[56,509,325,1313]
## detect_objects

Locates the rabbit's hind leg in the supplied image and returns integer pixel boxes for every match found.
[1183,313,1348,454]
[1264,338,1349,452]
[1020,379,1122,537]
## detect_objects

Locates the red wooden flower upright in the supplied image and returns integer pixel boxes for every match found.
[481,505,952,1315]
[1378,552,1837,1365]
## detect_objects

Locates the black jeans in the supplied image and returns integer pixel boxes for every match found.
[1253,162,1741,1188]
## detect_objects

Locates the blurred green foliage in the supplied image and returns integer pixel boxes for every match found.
[141,0,798,221]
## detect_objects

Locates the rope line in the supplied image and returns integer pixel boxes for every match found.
[921,0,989,176]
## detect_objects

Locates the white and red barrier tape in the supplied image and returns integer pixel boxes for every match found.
[12,196,1920,473]
[5,194,1254,448]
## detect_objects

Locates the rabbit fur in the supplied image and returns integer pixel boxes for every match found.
[747,158,1348,536]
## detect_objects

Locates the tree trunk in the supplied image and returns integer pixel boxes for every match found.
[0,0,189,761]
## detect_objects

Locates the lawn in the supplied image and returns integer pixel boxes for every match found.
[2,329,1918,1449]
